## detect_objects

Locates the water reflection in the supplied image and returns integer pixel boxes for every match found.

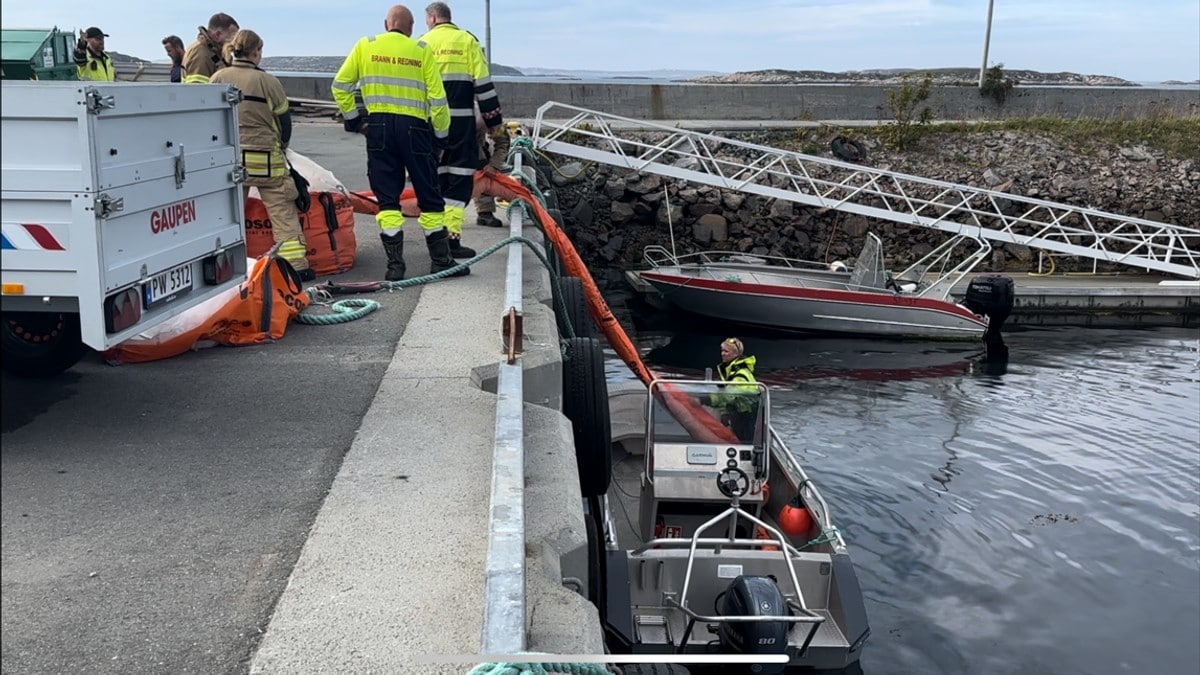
[633,325,990,388]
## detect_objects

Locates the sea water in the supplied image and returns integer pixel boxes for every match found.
[610,319,1200,675]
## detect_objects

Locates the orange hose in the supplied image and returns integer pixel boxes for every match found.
[349,168,738,444]
[483,170,738,445]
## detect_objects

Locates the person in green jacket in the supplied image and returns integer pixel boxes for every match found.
[713,337,760,442]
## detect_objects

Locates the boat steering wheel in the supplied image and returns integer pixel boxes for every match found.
[717,467,750,499]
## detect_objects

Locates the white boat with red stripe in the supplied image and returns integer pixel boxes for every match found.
[637,233,1015,341]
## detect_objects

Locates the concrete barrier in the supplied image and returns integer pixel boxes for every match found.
[275,74,1199,121]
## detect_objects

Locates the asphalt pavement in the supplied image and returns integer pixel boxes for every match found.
[0,121,427,674]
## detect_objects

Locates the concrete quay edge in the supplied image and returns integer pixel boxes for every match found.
[250,210,601,673]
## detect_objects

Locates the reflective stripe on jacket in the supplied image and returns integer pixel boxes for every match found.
[75,50,115,81]
[331,32,450,140]
[419,23,503,129]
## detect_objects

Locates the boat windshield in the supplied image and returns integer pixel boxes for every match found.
[849,233,887,290]
[648,380,768,448]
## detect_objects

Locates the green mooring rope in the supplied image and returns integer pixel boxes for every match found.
[296,235,586,339]
[295,154,563,329]
[467,662,614,675]
[294,297,381,325]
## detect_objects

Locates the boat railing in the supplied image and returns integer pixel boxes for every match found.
[665,502,826,654]
[643,244,833,272]
[769,427,848,552]
[898,234,992,300]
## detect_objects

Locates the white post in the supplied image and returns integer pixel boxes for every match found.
[979,0,995,88]
[485,0,492,64]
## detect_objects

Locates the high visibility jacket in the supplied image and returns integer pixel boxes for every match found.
[715,355,759,412]
[74,48,115,81]
[210,60,290,179]
[331,31,449,142]
[420,23,503,130]
[182,28,227,84]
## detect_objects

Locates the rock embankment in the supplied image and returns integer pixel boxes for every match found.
[541,129,1197,281]
[689,68,1138,87]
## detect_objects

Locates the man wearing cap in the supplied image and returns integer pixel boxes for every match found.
[73,27,115,81]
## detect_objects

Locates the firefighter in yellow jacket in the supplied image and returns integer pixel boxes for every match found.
[210,30,314,281]
[182,13,239,84]
[421,1,506,259]
[332,4,466,280]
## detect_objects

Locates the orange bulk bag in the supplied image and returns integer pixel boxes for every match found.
[245,191,358,276]
[104,255,311,364]
[206,254,311,347]
[304,192,358,276]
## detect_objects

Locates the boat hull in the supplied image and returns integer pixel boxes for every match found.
[640,266,987,340]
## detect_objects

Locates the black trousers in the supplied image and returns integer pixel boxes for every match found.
[365,113,444,232]
[438,116,479,232]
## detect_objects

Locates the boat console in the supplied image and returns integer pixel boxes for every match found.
[639,380,770,542]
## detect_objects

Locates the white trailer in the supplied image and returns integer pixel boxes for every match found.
[1,81,249,377]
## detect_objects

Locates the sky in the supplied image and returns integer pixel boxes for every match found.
[6,0,1199,82]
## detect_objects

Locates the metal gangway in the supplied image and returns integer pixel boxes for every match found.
[530,102,1200,280]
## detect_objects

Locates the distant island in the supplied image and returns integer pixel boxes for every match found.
[111,53,1193,86]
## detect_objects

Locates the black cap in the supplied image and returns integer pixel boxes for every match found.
[84,27,108,38]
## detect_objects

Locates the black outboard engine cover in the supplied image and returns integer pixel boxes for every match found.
[717,575,789,674]
[963,274,1016,337]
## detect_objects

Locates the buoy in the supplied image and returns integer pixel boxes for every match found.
[778,498,813,537]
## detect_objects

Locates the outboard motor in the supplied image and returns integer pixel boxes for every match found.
[717,575,789,674]
[963,274,1016,338]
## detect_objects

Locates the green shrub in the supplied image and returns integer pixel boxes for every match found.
[980,64,1016,105]
[883,72,934,150]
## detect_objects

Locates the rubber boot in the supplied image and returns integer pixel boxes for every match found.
[477,212,504,228]
[449,234,476,259]
[426,229,470,277]
[379,233,407,281]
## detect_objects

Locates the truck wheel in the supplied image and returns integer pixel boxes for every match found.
[1,312,86,378]
[562,337,612,498]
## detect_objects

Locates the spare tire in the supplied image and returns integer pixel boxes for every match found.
[831,135,867,163]
[562,336,612,498]
[556,276,597,340]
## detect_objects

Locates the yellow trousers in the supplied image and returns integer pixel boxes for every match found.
[244,176,309,272]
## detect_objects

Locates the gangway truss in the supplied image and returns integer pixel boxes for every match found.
[531,102,1200,279]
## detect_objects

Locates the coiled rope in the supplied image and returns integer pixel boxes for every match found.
[298,234,586,339]
[295,297,381,325]
[296,140,586,333]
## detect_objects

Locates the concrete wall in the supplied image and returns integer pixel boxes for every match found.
[279,75,1199,121]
